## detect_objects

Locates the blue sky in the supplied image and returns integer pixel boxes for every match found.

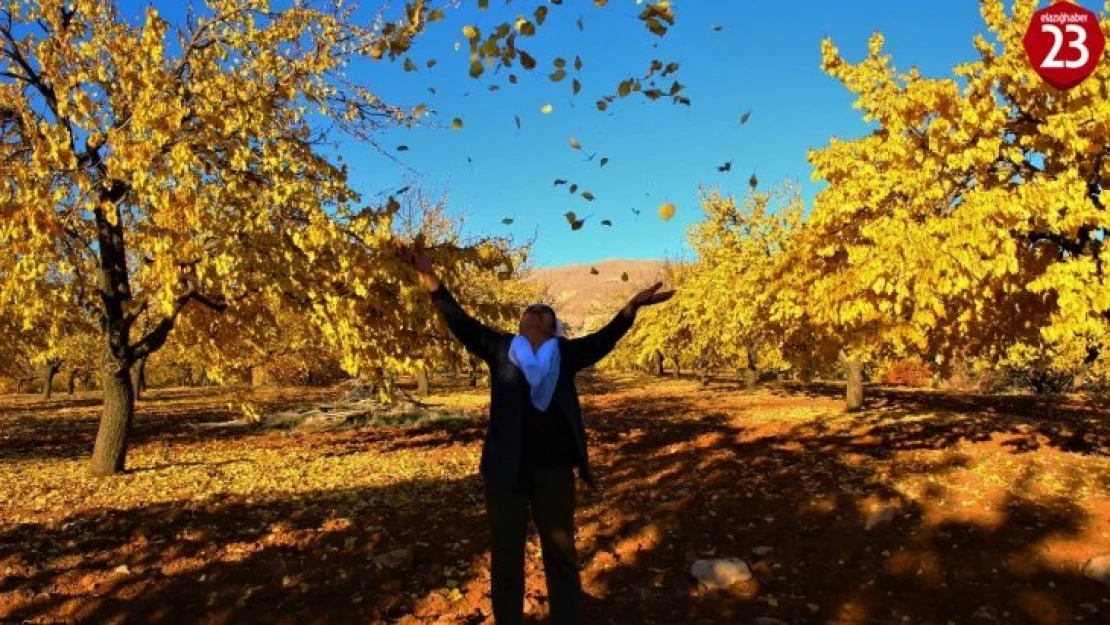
[148,0,1008,267]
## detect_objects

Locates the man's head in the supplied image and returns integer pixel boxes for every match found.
[519,303,560,339]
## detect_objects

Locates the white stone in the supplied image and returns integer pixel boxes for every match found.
[690,558,752,590]
[1082,555,1110,586]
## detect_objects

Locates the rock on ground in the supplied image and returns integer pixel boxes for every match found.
[690,558,752,590]
[1082,554,1110,586]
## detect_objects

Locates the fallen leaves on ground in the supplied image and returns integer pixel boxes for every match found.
[1,377,1108,624]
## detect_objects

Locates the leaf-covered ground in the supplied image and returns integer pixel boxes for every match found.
[1,375,1109,624]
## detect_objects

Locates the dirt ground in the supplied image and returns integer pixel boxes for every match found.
[1,374,1108,624]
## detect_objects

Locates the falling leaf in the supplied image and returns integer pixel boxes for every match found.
[577,17,584,31]
[601,219,612,226]
[575,56,583,71]
[549,69,567,82]
[749,173,758,189]
[403,58,417,72]
[553,178,567,186]
[631,207,641,215]
[658,202,676,221]
[509,74,519,84]
[426,59,437,68]
[564,211,585,230]
[489,84,500,92]
[515,115,522,129]
[600,157,609,167]
[711,24,724,32]
[582,191,595,201]
[569,137,582,150]
[501,218,514,225]
[590,267,599,275]
[452,118,463,131]
[397,145,410,152]
[572,79,581,95]
[569,183,578,194]
[717,161,731,173]
[739,110,751,125]
[541,104,554,114]
[428,87,437,95]
[621,271,629,282]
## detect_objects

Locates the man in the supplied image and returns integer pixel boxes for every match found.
[403,248,674,625]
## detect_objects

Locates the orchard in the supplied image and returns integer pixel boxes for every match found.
[2,1,1109,623]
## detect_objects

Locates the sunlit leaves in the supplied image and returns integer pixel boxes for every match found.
[658,202,676,221]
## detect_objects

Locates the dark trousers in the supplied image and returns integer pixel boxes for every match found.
[484,464,581,625]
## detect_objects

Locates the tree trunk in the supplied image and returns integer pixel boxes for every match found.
[130,357,147,399]
[251,365,269,387]
[846,358,864,411]
[90,349,135,476]
[672,356,680,378]
[744,368,758,390]
[40,359,64,400]
[744,344,758,390]
[416,367,430,397]
[468,357,479,388]
[654,351,665,376]
[41,364,57,400]
[67,370,77,395]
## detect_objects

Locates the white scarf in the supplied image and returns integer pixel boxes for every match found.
[508,335,561,411]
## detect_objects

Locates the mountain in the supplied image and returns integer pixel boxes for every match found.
[529,259,668,332]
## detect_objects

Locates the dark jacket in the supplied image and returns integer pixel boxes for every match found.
[430,284,634,490]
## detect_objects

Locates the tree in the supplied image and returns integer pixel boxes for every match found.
[791,0,1109,403]
[0,0,684,474]
[609,186,803,387]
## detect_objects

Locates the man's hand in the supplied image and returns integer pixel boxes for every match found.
[397,245,441,292]
[623,281,675,318]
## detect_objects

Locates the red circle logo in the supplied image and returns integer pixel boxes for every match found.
[1023,1,1106,90]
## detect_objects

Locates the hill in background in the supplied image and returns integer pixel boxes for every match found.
[530,259,667,332]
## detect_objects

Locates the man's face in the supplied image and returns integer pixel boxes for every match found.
[520,304,556,336]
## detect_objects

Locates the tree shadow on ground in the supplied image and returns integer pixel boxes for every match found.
[0,387,340,464]
[2,381,1108,624]
[573,387,1108,624]
[0,476,494,625]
